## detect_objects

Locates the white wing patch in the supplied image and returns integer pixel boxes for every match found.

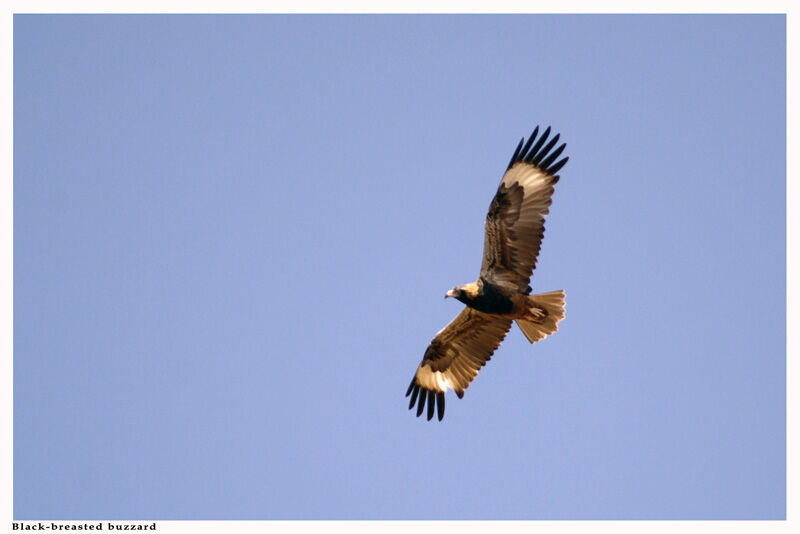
[415,366,453,393]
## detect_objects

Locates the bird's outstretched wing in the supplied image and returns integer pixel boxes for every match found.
[406,308,513,421]
[479,126,568,294]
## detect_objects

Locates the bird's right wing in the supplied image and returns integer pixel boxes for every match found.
[479,126,568,293]
[406,308,513,421]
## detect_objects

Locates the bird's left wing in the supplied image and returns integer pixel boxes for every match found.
[479,126,568,293]
[406,308,513,421]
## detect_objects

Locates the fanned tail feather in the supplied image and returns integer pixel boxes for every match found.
[516,290,566,344]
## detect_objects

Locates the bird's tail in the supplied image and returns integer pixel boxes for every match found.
[516,290,566,344]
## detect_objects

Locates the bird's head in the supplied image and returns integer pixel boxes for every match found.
[445,282,479,302]
[445,287,463,299]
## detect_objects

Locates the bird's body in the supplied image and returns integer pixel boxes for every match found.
[448,280,513,315]
[406,126,568,421]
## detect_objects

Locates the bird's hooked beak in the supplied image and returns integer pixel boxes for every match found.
[445,288,459,299]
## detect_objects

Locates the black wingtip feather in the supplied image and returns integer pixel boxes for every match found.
[507,138,524,170]
[405,378,415,397]
[407,384,447,421]
[540,143,566,171]
[529,125,540,144]
[408,384,420,410]
[548,156,569,176]
[531,134,560,166]
[508,127,539,170]
[416,388,427,417]
[507,126,568,177]
[519,128,538,159]
[524,126,550,163]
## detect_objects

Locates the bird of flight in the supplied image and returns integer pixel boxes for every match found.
[406,126,568,421]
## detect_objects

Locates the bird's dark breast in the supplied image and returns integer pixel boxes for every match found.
[461,282,514,315]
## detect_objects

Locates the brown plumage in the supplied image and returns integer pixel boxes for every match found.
[406,126,568,421]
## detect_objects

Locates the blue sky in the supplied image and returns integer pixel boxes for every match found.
[14,14,785,519]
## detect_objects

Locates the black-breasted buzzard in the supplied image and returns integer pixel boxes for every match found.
[406,126,568,421]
